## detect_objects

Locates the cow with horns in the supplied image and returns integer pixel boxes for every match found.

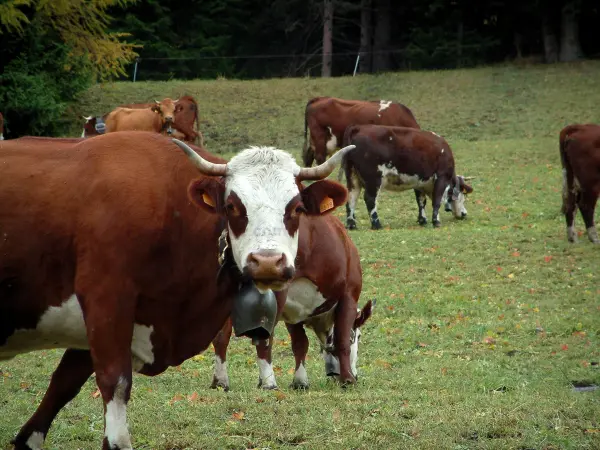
[341,125,474,229]
[560,123,600,244]
[0,131,354,450]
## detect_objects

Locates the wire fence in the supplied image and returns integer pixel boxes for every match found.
[128,45,496,82]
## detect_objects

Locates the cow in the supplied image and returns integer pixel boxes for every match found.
[0,112,4,140]
[341,125,474,230]
[560,123,600,244]
[210,212,374,391]
[82,96,202,144]
[104,98,177,135]
[0,131,353,450]
[302,96,420,167]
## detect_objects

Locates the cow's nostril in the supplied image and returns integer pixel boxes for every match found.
[461,212,467,218]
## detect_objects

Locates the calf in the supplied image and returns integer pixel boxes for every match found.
[104,98,177,134]
[342,125,473,229]
[560,123,600,244]
[302,96,420,167]
[82,96,202,144]
[211,213,374,390]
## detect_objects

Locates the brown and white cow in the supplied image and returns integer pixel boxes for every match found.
[104,98,177,135]
[82,96,202,144]
[341,125,474,229]
[302,96,420,167]
[0,132,352,450]
[560,123,600,244]
[211,212,374,390]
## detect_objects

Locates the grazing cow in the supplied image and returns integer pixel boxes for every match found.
[0,132,352,450]
[302,96,420,167]
[341,125,474,229]
[82,96,202,144]
[104,98,177,135]
[560,123,600,244]
[211,213,373,390]
[0,112,4,140]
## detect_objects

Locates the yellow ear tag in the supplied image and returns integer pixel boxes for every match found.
[320,196,334,213]
[202,192,215,207]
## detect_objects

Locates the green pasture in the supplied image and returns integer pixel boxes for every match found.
[1,61,599,450]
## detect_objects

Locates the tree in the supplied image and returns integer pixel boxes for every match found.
[322,0,333,77]
[0,0,139,79]
[559,0,583,61]
[359,0,373,73]
[372,0,391,72]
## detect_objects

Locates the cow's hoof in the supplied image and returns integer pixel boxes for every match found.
[418,217,427,226]
[291,381,309,390]
[433,220,441,228]
[371,222,382,230]
[567,228,578,243]
[258,379,279,390]
[210,377,230,392]
[445,204,452,212]
[346,221,357,230]
[339,374,357,387]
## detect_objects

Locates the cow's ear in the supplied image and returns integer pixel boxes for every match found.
[300,180,347,215]
[354,300,375,329]
[462,183,474,194]
[151,104,161,113]
[188,177,225,214]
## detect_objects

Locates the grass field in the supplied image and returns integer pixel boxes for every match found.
[2,61,600,450]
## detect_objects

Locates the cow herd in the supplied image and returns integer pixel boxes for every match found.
[0,92,598,450]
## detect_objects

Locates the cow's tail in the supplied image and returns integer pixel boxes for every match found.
[337,125,360,183]
[559,125,577,214]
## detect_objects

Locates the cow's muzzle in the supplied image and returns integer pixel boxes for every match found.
[244,251,295,291]
[231,281,277,341]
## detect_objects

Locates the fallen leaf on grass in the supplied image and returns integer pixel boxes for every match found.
[544,255,553,263]
[92,389,101,399]
[169,394,185,405]
[561,344,569,351]
[332,409,341,422]
[274,391,286,402]
[187,392,199,403]
[231,411,245,421]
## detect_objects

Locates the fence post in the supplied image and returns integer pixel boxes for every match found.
[133,58,139,82]
[353,53,361,76]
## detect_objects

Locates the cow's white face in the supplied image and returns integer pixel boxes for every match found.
[224,148,304,291]
[450,176,473,219]
[179,143,352,292]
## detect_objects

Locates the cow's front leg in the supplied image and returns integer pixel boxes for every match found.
[364,180,382,230]
[12,349,93,450]
[431,179,447,227]
[333,296,358,386]
[83,288,135,450]
[578,191,599,243]
[211,318,233,391]
[286,322,310,389]
[414,189,428,225]
[255,337,278,389]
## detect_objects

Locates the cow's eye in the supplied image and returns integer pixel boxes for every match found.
[226,203,237,214]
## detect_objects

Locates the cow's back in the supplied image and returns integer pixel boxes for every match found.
[560,124,600,184]
[105,107,161,132]
[0,133,222,339]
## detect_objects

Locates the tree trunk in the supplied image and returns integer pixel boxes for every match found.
[542,10,558,63]
[456,20,464,67]
[559,1,582,62]
[359,0,373,74]
[322,0,333,77]
[372,0,390,72]
[514,31,523,59]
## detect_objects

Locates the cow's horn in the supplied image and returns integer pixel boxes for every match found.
[172,139,227,176]
[155,100,160,104]
[82,115,93,120]
[296,145,356,181]
[462,176,475,181]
